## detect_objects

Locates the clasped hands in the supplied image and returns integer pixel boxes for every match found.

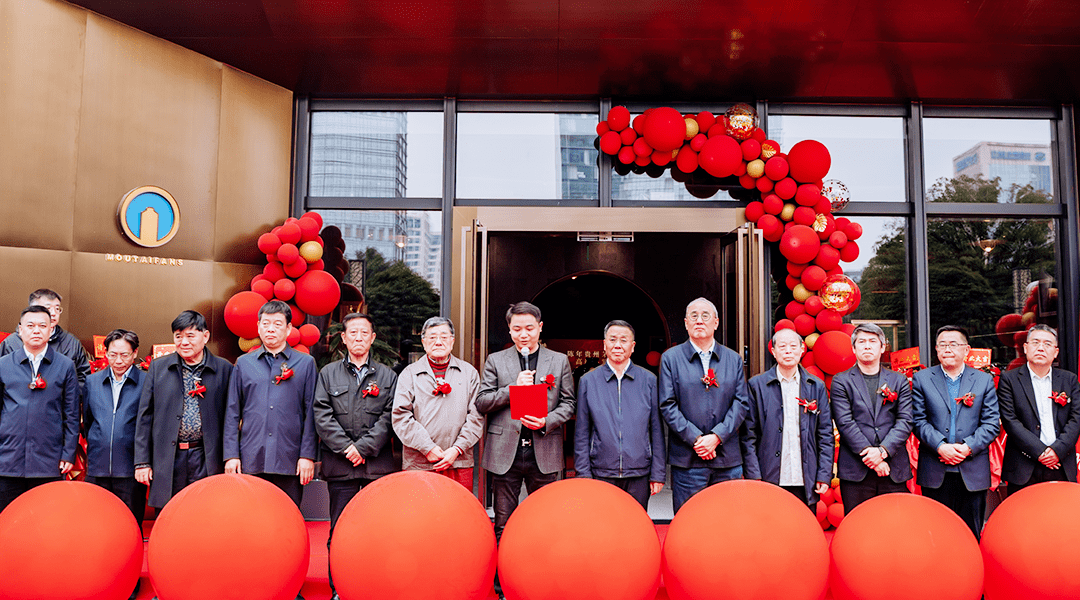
[693,433,720,460]
[425,445,462,471]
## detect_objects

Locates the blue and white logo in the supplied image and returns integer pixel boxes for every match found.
[118,186,181,248]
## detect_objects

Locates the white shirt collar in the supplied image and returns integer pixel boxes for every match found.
[690,339,714,355]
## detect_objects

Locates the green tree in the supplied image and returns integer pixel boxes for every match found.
[361,247,440,365]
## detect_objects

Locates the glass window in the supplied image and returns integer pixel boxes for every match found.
[309,112,443,198]
[312,209,442,367]
[926,217,1058,368]
[845,217,910,352]
[923,118,1055,203]
[768,115,907,202]
[456,113,599,200]
[612,170,740,201]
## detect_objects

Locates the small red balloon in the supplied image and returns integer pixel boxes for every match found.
[298,323,321,347]
[251,279,274,301]
[632,112,648,134]
[288,303,306,327]
[759,215,784,242]
[274,278,296,302]
[785,301,806,320]
[816,309,844,332]
[632,137,653,157]
[801,265,827,291]
[651,149,672,167]
[763,194,784,215]
[774,177,798,200]
[646,351,661,367]
[283,258,307,279]
[263,262,286,283]
[795,184,822,207]
[764,156,790,181]
[596,121,610,136]
[814,245,841,271]
[689,133,707,152]
[296,217,320,243]
[619,127,637,145]
[277,222,301,245]
[698,135,743,178]
[744,201,765,223]
[793,206,817,226]
[300,211,324,229]
[695,111,715,132]
[794,314,817,337]
[607,106,631,132]
[775,319,796,332]
[643,107,686,152]
[738,174,757,189]
[787,261,808,277]
[779,225,822,265]
[277,243,299,264]
[839,241,860,263]
[257,233,282,255]
[741,139,761,161]
[294,270,342,317]
[844,221,863,241]
[617,146,636,165]
[756,176,775,193]
[286,328,301,347]
[599,131,622,155]
[804,295,824,316]
[829,231,849,249]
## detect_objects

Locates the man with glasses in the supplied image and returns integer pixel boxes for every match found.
[999,324,1080,494]
[659,297,751,513]
[912,325,999,539]
[0,289,91,395]
[393,317,483,488]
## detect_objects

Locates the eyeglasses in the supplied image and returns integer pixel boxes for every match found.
[425,334,453,342]
[1026,340,1057,349]
[686,312,714,322]
[106,352,133,360]
[935,342,969,350]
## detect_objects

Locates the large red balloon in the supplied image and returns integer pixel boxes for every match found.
[664,480,829,600]
[607,106,631,132]
[813,330,856,374]
[831,494,982,600]
[500,478,660,600]
[787,140,832,183]
[0,481,142,600]
[642,107,686,152]
[982,482,1080,600]
[224,291,267,339]
[995,313,1024,346]
[779,225,822,265]
[331,471,495,600]
[148,474,309,600]
[294,270,341,317]
[698,134,743,178]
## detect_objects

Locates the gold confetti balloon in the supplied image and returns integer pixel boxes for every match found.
[724,103,758,141]
[821,179,850,212]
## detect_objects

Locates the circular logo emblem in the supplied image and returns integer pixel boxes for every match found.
[118,186,181,248]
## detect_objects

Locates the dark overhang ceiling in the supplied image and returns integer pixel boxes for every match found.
[66,0,1080,103]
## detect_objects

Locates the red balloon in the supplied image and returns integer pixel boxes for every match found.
[839,240,860,263]
[814,245,841,271]
[263,262,286,283]
[148,475,308,600]
[310,258,325,271]
[632,112,648,134]
[844,221,863,241]
[745,201,765,223]
[0,481,142,600]
[788,140,832,183]
[827,502,845,527]
[664,481,829,600]
[251,278,274,301]
[763,194,784,215]
[617,146,636,165]
[816,309,844,332]
[607,106,631,132]
[689,133,708,152]
[738,174,757,189]
[785,275,801,290]
[501,479,660,600]
[634,154,651,167]
[775,319,796,332]
[756,176,775,193]
[277,243,299,264]
[764,156,790,181]
[294,270,341,317]
[596,121,610,136]
[831,494,982,600]
[599,131,621,155]
[283,258,308,279]
[779,225,822,265]
[707,123,726,138]
[296,217,320,243]
[829,230,849,249]
[741,139,761,161]
[785,300,806,320]
[805,364,826,383]
[642,107,686,152]
[840,323,856,336]
[619,127,637,145]
[298,323,321,347]
[257,233,281,255]
[698,135,743,178]
[274,278,296,302]
[759,215,784,242]
[813,330,856,374]
[793,206,817,226]
[788,261,808,277]
[794,184,820,207]
[995,313,1024,346]
[651,149,672,167]
[774,177,798,200]
[695,111,715,132]
[286,327,301,347]
[794,314,817,337]
[224,291,267,339]
[646,351,661,367]
[288,304,306,327]
[277,222,301,245]
[802,350,816,368]
[801,265,827,291]
[815,214,836,241]
[300,211,324,229]
[804,295,825,316]
[632,137,653,157]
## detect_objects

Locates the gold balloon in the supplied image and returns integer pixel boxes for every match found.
[780,203,796,222]
[819,275,858,314]
[805,332,820,350]
[746,159,765,178]
[793,283,813,302]
[684,117,700,139]
[238,337,260,352]
[299,241,324,264]
[724,103,758,141]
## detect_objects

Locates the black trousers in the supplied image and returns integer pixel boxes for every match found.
[254,473,304,507]
[781,484,818,514]
[490,445,558,542]
[326,478,373,593]
[1008,462,1067,496]
[86,475,147,525]
[839,473,909,513]
[0,476,61,512]
[921,472,986,540]
[169,445,209,505]
[596,475,650,510]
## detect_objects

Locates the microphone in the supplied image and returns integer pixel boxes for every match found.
[520,345,530,366]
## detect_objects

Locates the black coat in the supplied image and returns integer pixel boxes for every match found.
[999,364,1080,485]
[314,359,399,480]
[135,350,233,507]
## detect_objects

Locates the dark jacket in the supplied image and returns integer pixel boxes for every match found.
[223,347,318,476]
[743,365,834,504]
[0,346,80,477]
[314,358,399,480]
[135,350,233,507]
[574,362,666,482]
[912,366,1000,491]
[1,325,90,397]
[999,364,1080,485]
[830,365,913,483]
[659,340,750,469]
[83,366,145,478]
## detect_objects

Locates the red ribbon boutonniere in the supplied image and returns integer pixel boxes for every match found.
[89,358,108,373]
[955,392,975,408]
[878,384,897,404]
[274,363,294,385]
[797,397,819,415]
[362,382,380,398]
[702,368,718,389]
[433,379,452,395]
[1051,391,1070,406]
[138,355,153,371]
[28,373,46,390]
[189,380,206,398]
[544,373,555,390]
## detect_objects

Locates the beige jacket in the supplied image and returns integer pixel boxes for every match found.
[392,354,484,471]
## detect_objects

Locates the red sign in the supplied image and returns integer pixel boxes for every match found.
[891,347,922,371]
[93,335,107,358]
[965,348,992,369]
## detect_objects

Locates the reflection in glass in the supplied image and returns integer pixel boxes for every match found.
[456,113,599,200]
[846,217,909,351]
[768,115,906,202]
[923,118,1054,203]
[309,112,443,198]
[612,171,738,201]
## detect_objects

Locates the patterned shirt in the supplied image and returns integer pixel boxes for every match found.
[178,354,206,442]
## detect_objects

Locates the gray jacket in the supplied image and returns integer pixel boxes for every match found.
[392,354,483,471]
[314,358,398,480]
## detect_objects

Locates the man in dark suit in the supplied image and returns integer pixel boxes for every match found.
[0,289,91,395]
[912,325,1000,539]
[831,323,913,513]
[0,306,80,511]
[135,310,233,509]
[659,297,750,514]
[476,302,576,576]
[743,327,834,509]
[999,324,1080,494]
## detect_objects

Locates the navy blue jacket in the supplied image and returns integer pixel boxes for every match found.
[224,347,318,476]
[912,366,1000,491]
[574,362,666,482]
[0,346,80,477]
[743,366,835,504]
[831,366,913,483]
[83,366,145,478]
[659,340,750,469]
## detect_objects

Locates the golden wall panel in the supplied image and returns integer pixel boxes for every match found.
[215,67,293,264]
[72,13,223,260]
[0,0,86,251]
[0,247,73,336]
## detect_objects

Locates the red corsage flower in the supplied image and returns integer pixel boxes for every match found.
[273,362,294,385]
[1051,391,1070,406]
[362,382,380,398]
[28,374,46,390]
[189,380,206,398]
[433,379,452,395]
[956,392,975,407]
[878,384,897,404]
[702,368,718,389]
[544,373,555,390]
[89,358,108,373]
[138,355,153,371]
[797,397,819,414]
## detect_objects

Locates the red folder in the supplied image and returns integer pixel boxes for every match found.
[510,384,549,421]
